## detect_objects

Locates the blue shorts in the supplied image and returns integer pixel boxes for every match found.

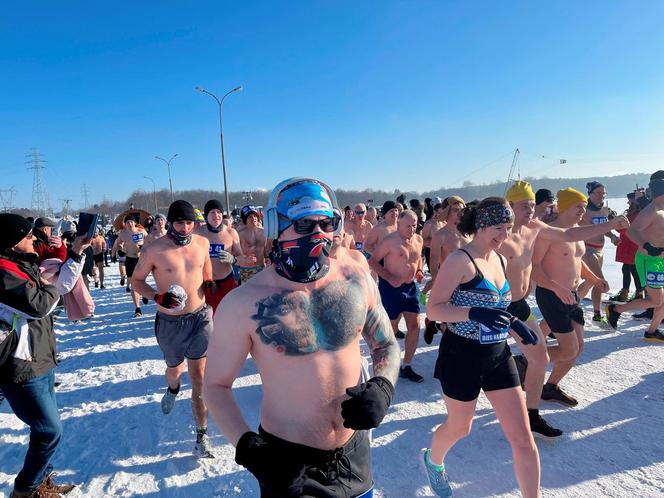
[378,277,420,320]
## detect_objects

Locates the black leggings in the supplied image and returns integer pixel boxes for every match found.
[621,264,643,292]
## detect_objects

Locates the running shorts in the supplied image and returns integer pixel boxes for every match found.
[256,426,372,498]
[239,265,264,285]
[154,304,212,367]
[93,253,104,264]
[377,277,420,320]
[535,286,584,334]
[125,256,139,278]
[506,298,531,322]
[635,251,664,289]
[434,330,520,402]
[204,273,238,313]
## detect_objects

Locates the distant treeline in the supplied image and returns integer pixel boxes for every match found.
[8,173,652,219]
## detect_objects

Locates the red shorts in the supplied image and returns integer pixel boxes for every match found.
[204,273,237,314]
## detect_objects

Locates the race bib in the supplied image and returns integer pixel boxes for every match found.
[131,233,144,243]
[646,271,664,286]
[209,243,225,257]
[479,324,509,344]
[355,241,364,251]
[591,216,608,225]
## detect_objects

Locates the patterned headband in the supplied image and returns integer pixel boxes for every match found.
[475,204,514,229]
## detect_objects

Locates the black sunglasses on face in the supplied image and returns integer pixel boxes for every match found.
[292,216,340,234]
[354,210,365,215]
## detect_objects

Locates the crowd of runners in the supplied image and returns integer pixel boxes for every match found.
[1,170,663,497]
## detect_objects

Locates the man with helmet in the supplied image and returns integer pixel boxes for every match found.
[204,177,400,497]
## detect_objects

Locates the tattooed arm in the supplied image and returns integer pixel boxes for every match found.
[361,272,400,386]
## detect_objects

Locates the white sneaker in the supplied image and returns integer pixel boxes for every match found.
[194,432,215,459]
[161,389,177,415]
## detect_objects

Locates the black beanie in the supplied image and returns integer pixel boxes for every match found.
[535,189,554,205]
[167,200,196,223]
[0,213,34,250]
[381,200,398,216]
[204,199,224,218]
[586,181,604,194]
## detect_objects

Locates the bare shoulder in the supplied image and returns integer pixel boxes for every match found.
[192,233,210,248]
[336,246,370,272]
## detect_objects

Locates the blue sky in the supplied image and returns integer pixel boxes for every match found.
[1,1,663,209]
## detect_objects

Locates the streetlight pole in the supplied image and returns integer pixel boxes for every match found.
[155,154,178,202]
[143,176,158,214]
[195,85,243,215]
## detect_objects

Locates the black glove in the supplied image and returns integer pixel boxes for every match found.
[468,307,512,332]
[341,376,394,430]
[235,431,306,493]
[643,242,664,257]
[203,280,217,302]
[154,291,185,309]
[509,318,538,345]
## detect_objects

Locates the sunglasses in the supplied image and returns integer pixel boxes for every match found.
[354,210,366,215]
[291,216,340,234]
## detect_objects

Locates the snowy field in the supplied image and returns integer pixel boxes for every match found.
[2,198,663,497]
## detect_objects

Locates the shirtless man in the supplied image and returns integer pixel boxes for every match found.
[366,206,378,225]
[534,189,555,221]
[606,171,664,341]
[369,210,425,383]
[531,188,610,407]
[145,213,167,245]
[112,216,148,316]
[364,201,399,256]
[90,230,106,289]
[429,196,469,285]
[237,205,266,284]
[132,200,216,458]
[345,203,374,256]
[204,178,400,497]
[421,202,444,274]
[195,199,252,312]
[501,181,628,437]
[577,181,620,323]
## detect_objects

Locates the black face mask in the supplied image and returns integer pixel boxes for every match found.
[167,225,192,246]
[272,233,332,283]
[206,222,222,233]
[587,198,603,211]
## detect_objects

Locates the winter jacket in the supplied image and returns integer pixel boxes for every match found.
[34,239,67,263]
[0,250,60,384]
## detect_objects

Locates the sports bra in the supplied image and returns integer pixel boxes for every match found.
[448,249,512,342]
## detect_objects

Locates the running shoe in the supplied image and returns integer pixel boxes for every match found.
[592,314,609,325]
[395,330,406,339]
[512,355,528,388]
[422,449,453,497]
[142,297,149,305]
[94,281,99,288]
[133,308,142,318]
[194,429,215,459]
[120,277,125,286]
[633,309,653,320]
[100,284,105,289]
[400,365,424,383]
[529,411,563,439]
[644,329,664,342]
[126,286,131,293]
[161,388,178,415]
[541,384,578,407]
[609,289,629,302]
[605,304,621,330]
[424,320,439,345]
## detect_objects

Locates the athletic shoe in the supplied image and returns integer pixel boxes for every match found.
[424,320,439,345]
[400,365,424,383]
[94,281,99,288]
[100,284,105,289]
[161,388,178,415]
[133,308,142,318]
[644,330,664,342]
[541,384,578,407]
[633,309,653,320]
[529,411,563,439]
[395,330,406,339]
[126,286,131,293]
[194,430,215,459]
[605,304,621,330]
[142,297,149,305]
[609,289,629,302]
[120,277,125,286]
[422,448,453,497]
[592,314,608,325]
[512,355,528,388]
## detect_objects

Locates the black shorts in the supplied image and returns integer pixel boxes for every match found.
[93,253,104,264]
[535,286,584,334]
[506,298,531,322]
[125,256,139,278]
[434,331,520,402]
[256,426,373,498]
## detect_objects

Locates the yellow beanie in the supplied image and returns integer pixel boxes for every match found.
[557,188,587,213]
[505,180,535,203]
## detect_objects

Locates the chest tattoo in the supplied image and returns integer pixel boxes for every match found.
[251,275,366,355]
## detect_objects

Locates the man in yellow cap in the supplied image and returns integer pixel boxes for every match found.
[499,182,629,436]
[529,188,612,407]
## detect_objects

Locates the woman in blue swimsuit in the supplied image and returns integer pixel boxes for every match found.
[423,197,541,498]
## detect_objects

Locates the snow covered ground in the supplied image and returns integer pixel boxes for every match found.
[2,198,663,497]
